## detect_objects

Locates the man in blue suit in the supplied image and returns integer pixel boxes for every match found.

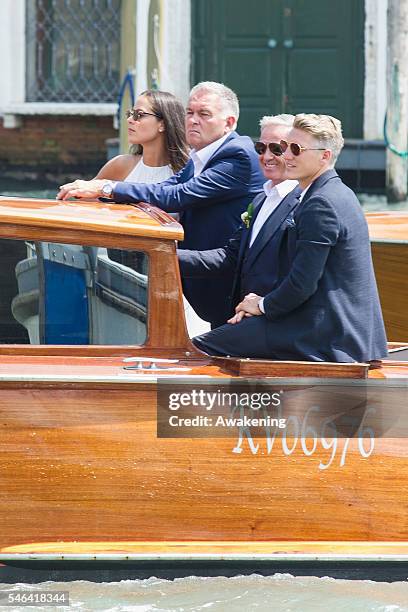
[57,82,264,327]
[179,114,388,363]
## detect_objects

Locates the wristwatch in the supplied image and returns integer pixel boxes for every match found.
[101,180,116,198]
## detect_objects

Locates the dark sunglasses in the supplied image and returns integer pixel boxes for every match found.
[254,141,284,156]
[125,109,161,121]
[280,140,326,156]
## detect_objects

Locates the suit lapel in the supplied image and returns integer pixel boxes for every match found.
[182,158,195,179]
[299,169,338,203]
[230,192,266,304]
[178,160,195,225]
[200,132,237,173]
[237,192,266,266]
[245,187,301,267]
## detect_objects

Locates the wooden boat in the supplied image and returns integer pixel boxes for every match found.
[367,211,408,342]
[0,196,407,582]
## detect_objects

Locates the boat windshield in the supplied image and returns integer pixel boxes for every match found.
[0,238,148,345]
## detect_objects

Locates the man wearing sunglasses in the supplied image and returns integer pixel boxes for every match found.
[57,82,264,328]
[181,113,387,363]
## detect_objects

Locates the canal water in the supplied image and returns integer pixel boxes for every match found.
[0,181,57,201]
[358,193,408,211]
[0,181,407,609]
[1,574,408,611]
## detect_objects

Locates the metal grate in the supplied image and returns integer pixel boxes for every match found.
[26,0,121,103]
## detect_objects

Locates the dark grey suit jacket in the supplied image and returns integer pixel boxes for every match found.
[179,170,388,362]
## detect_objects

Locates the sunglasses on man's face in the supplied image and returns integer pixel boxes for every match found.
[254,141,284,156]
[279,140,326,156]
[125,109,160,121]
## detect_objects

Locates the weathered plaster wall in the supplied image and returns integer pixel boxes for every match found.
[364,0,387,139]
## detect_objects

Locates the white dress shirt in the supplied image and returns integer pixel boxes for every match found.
[298,183,312,203]
[190,133,230,176]
[251,179,298,314]
[249,179,298,246]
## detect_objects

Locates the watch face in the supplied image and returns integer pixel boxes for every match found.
[102,183,113,196]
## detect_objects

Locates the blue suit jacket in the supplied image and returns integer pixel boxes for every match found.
[178,185,301,318]
[179,171,388,362]
[113,132,264,326]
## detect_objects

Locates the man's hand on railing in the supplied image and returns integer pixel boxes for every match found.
[57,179,108,201]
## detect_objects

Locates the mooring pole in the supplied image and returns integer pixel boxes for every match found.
[386,0,408,202]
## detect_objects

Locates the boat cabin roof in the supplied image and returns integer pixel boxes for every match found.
[0,197,183,242]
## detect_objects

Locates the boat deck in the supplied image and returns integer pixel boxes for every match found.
[0,352,405,384]
[367,210,408,243]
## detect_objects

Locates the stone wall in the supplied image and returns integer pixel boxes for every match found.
[0,115,117,181]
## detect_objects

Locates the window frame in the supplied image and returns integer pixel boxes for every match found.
[0,0,117,128]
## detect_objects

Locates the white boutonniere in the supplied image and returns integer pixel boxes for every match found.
[241,202,254,229]
[285,214,296,227]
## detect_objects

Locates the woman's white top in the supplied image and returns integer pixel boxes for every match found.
[123,156,210,337]
[124,158,173,183]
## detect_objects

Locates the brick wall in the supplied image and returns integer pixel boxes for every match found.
[0,115,117,180]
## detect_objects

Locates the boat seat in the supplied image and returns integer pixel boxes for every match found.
[90,252,147,345]
[12,243,148,346]
[36,242,92,344]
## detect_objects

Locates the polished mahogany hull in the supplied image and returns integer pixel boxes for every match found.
[0,373,407,557]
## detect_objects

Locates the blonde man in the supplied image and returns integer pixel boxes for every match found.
[189,113,387,363]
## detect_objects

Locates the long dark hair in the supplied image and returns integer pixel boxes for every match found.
[132,89,189,173]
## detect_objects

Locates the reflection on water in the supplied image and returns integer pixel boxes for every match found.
[358,193,408,212]
[1,575,408,611]
[0,182,57,201]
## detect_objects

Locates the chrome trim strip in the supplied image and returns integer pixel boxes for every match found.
[0,553,407,562]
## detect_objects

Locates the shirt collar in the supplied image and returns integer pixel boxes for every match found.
[190,133,231,169]
[263,179,298,199]
[299,183,312,202]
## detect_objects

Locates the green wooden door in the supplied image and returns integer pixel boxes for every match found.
[191,0,364,138]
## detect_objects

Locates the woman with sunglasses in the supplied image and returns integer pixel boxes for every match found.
[95,89,189,184]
